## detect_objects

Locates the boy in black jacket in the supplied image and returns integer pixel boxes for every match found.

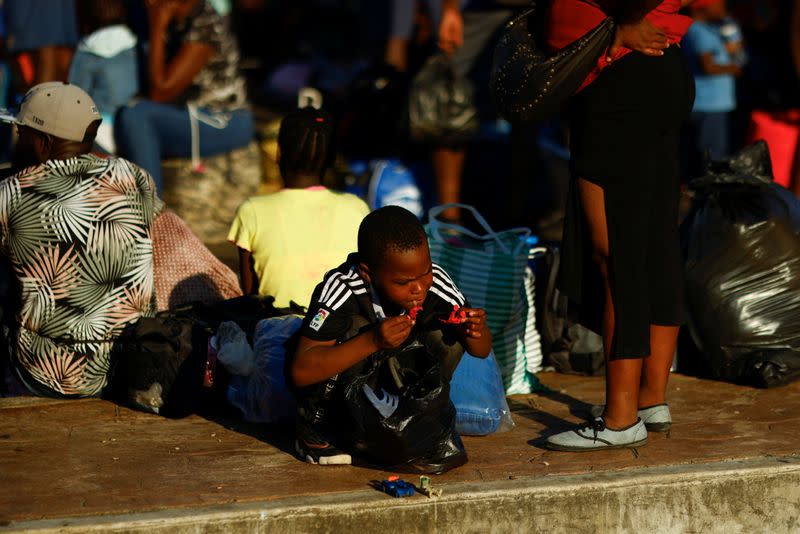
[289,206,491,470]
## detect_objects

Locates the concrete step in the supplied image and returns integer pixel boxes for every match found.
[2,372,799,533]
[5,456,800,533]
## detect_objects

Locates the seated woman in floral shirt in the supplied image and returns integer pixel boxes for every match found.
[114,0,254,193]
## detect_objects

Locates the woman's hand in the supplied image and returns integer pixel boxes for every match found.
[438,6,464,56]
[607,18,670,62]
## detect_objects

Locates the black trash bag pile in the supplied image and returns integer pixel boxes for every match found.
[338,342,466,474]
[680,141,800,387]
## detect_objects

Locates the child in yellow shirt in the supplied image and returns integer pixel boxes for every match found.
[228,108,370,308]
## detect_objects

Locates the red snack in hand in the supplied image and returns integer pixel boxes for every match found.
[408,305,423,321]
[439,304,468,325]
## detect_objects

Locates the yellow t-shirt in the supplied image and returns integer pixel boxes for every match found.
[228,188,370,308]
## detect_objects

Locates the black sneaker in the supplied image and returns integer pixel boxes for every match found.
[393,432,468,474]
[400,448,468,475]
[295,432,352,466]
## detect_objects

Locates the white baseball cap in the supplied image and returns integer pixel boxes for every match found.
[11,82,102,142]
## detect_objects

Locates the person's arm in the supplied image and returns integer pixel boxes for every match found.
[386,0,414,71]
[147,3,215,102]
[698,51,743,76]
[291,315,414,387]
[237,247,259,295]
[438,0,463,56]
[456,307,492,358]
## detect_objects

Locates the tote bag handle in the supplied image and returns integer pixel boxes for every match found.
[428,203,531,256]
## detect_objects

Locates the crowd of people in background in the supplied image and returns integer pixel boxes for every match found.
[0,0,798,213]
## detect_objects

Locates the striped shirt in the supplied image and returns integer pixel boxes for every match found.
[301,253,468,342]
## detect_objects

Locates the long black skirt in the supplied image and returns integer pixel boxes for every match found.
[558,45,695,359]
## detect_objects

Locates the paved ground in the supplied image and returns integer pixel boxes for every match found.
[1,371,797,529]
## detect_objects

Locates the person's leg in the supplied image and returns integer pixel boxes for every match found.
[54,46,74,83]
[639,124,685,408]
[638,325,678,407]
[294,315,374,465]
[32,47,57,84]
[115,101,190,192]
[432,147,465,220]
[196,109,255,157]
[577,178,641,430]
[116,103,255,193]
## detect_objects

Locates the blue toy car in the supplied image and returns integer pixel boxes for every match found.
[381,478,415,498]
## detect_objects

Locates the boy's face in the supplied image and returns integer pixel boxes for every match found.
[364,245,434,312]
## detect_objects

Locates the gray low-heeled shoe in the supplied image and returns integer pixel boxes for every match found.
[589,403,672,432]
[546,417,648,452]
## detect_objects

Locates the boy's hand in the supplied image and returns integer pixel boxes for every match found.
[456,308,488,339]
[607,18,669,62]
[372,316,414,349]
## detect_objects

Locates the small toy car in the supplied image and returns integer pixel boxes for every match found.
[381,477,415,498]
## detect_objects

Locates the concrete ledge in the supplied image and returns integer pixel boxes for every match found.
[6,456,800,534]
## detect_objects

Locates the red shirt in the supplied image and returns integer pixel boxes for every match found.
[545,0,693,90]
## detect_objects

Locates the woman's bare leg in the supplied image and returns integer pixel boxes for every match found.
[432,147,465,221]
[578,178,640,429]
[639,324,678,407]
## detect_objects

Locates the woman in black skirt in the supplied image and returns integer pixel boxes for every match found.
[544,0,696,451]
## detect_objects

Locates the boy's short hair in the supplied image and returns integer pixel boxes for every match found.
[358,206,426,268]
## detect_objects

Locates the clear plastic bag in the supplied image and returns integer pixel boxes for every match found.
[226,315,302,423]
[450,351,515,435]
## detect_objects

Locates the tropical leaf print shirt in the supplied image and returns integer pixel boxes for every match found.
[0,155,162,397]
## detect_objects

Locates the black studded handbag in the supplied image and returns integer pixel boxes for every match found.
[489,2,615,123]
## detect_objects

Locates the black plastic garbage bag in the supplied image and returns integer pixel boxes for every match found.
[408,54,479,146]
[340,342,466,474]
[681,141,800,387]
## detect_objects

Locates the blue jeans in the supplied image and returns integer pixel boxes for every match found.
[68,48,139,116]
[115,100,255,193]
